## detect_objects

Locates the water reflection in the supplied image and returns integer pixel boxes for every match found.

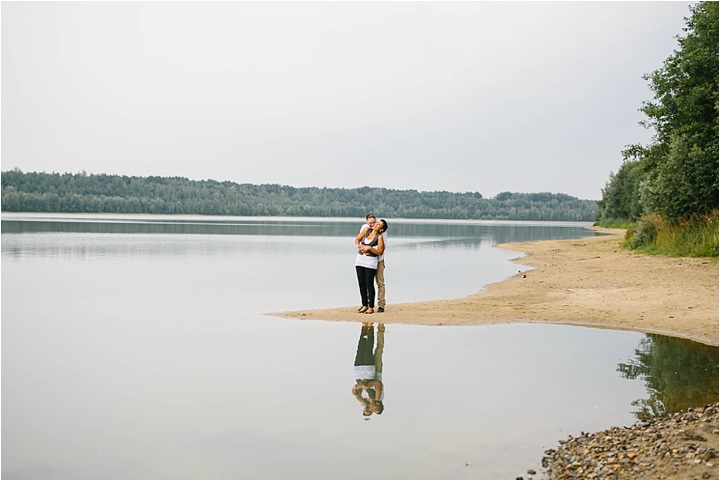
[617,334,719,420]
[352,323,385,418]
[2,215,595,249]
[2,216,597,266]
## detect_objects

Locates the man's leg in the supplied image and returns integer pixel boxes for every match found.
[374,325,384,376]
[376,260,386,310]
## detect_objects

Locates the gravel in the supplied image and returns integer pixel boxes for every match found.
[537,403,719,480]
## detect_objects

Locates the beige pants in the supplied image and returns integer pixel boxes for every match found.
[376,259,385,309]
[374,327,384,374]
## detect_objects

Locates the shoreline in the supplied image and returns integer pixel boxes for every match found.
[540,403,719,480]
[271,227,719,346]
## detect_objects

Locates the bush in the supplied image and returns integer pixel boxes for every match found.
[626,215,660,250]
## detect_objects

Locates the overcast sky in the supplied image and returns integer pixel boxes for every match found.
[2,1,693,199]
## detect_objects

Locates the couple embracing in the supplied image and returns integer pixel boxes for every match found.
[354,213,387,315]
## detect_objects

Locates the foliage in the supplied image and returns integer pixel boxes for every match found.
[596,2,719,230]
[617,334,719,421]
[624,210,719,257]
[0,169,599,221]
[625,214,659,250]
[595,159,644,225]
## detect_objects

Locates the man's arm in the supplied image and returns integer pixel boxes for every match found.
[359,235,384,256]
[366,380,383,400]
[355,226,369,248]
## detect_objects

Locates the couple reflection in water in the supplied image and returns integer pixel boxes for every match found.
[352,322,385,418]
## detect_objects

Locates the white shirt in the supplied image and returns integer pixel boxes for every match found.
[361,387,385,402]
[354,365,375,380]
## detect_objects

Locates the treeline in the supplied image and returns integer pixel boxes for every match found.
[0,169,598,221]
[595,2,718,256]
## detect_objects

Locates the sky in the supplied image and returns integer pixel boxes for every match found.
[2,1,693,200]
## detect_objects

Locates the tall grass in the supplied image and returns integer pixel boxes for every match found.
[624,210,719,257]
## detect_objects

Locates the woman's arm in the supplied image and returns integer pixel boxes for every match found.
[360,235,384,256]
[352,385,367,404]
[358,232,384,255]
[368,235,385,256]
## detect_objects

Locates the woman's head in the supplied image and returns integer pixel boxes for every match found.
[373,219,388,233]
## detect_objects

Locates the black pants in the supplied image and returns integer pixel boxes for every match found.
[356,266,377,308]
[354,325,375,367]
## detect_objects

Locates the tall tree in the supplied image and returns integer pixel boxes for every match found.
[597,1,719,224]
[640,1,719,218]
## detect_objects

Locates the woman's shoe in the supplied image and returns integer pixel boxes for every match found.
[365,308,374,314]
[358,306,368,313]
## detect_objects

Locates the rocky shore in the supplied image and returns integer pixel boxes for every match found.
[536,403,719,480]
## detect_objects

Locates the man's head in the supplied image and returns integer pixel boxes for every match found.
[365,213,376,228]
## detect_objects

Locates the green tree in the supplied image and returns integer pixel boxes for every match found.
[637,1,718,218]
[597,1,718,225]
[596,159,644,224]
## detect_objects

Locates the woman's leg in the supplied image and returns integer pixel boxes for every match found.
[356,266,369,307]
[364,268,376,308]
[354,324,375,366]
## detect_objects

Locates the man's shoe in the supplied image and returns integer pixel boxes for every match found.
[377,307,385,313]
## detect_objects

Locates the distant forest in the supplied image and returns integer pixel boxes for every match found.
[1,170,598,221]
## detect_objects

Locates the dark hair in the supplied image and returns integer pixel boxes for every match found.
[366,213,376,220]
[379,219,388,232]
[374,401,384,415]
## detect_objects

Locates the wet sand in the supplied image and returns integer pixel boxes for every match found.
[271,227,718,346]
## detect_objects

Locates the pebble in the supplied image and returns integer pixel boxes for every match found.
[534,403,719,480]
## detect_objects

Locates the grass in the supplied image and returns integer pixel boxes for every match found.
[623,211,719,257]
[593,218,635,230]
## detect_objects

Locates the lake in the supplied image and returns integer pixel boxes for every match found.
[2,213,717,479]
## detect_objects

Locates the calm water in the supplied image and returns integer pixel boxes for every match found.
[2,214,717,480]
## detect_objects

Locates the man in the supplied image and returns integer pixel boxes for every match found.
[355,213,387,312]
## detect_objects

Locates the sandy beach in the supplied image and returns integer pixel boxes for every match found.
[272,227,719,347]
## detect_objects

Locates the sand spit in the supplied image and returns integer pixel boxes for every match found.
[271,227,719,346]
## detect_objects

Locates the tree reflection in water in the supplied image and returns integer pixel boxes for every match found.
[617,334,719,421]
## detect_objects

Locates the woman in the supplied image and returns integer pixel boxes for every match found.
[354,219,387,315]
